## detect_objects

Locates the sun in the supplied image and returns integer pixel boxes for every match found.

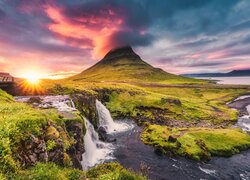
[27,75,40,84]
[22,71,41,85]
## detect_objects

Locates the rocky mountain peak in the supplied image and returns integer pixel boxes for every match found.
[102,46,141,62]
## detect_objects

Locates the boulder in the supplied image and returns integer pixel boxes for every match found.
[98,126,108,141]
[27,97,42,104]
[161,98,182,106]
[168,135,177,143]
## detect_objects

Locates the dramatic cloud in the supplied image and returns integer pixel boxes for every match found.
[0,0,250,77]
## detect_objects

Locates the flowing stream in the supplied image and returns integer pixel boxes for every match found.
[15,95,250,179]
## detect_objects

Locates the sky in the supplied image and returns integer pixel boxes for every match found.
[0,0,250,78]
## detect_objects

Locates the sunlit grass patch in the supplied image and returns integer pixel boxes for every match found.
[141,124,250,161]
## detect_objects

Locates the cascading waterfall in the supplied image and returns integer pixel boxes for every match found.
[96,99,116,133]
[96,99,133,133]
[81,100,134,170]
[15,95,135,170]
[81,118,113,170]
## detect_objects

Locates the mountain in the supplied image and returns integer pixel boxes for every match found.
[70,46,200,84]
[183,69,250,77]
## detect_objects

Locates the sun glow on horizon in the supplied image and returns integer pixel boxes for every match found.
[18,70,46,95]
[21,71,42,85]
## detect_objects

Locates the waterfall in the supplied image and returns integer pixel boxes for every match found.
[81,118,113,170]
[247,105,250,115]
[70,99,76,109]
[96,99,134,133]
[96,100,116,133]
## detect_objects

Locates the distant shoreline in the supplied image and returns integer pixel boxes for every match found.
[194,76,250,85]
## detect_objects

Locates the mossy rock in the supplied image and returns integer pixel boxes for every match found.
[46,126,60,139]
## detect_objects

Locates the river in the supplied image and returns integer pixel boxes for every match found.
[15,95,250,180]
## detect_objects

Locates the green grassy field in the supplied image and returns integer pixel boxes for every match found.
[44,78,249,127]
[141,124,250,161]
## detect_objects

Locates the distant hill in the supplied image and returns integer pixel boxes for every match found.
[69,46,204,84]
[183,69,250,77]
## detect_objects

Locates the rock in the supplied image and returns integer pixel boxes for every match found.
[154,148,163,156]
[71,93,99,128]
[17,135,48,167]
[65,121,85,169]
[47,139,65,166]
[27,97,42,104]
[106,138,117,142]
[168,135,177,143]
[98,126,108,141]
[161,98,182,106]
[195,139,208,151]
[46,125,60,140]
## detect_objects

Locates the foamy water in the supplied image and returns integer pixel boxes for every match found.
[96,100,134,133]
[15,95,76,112]
[234,95,250,102]
[236,101,250,132]
[81,118,114,170]
[199,167,216,175]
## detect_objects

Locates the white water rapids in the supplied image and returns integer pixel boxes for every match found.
[15,95,76,112]
[237,104,250,132]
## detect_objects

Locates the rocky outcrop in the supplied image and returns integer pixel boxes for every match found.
[17,120,86,169]
[71,93,99,128]
[65,121,85,169]
[17,135,48,167]
[102,46,141,63]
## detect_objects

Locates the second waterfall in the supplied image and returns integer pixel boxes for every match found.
[81,99,134,170]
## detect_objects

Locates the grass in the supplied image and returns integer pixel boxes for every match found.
[87,162,146,180]
[3,162,145,180]
[11,162,86,180]
[0,89,83,173]
[104,86,246,125]
[42,78,248,126]
[141,124,250,161]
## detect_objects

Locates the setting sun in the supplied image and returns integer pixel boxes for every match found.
[21,71,41,84]
[26,75,40,84]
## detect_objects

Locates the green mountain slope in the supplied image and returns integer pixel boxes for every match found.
[70,46,205,84]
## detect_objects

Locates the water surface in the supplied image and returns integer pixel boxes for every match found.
[196,76,250,85]
[112,124,250,180]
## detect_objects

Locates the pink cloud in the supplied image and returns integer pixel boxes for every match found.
[45,5,123,58]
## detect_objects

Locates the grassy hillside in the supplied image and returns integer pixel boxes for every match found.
[69,46,206,84]
[0,89,81,173]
